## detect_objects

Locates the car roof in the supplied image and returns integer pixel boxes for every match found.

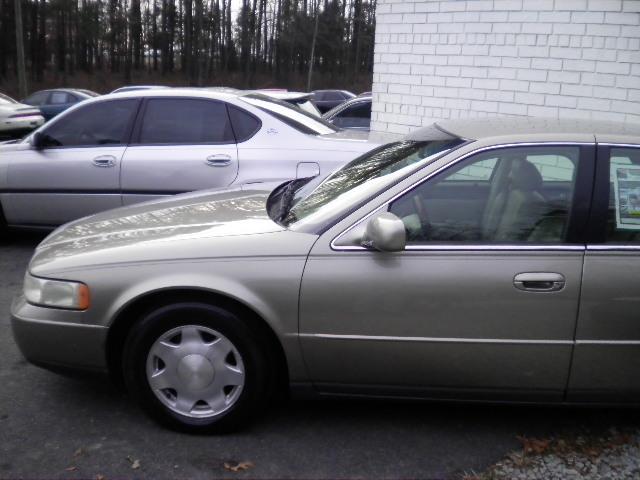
[408,117,640,143]
[101,87,244,102]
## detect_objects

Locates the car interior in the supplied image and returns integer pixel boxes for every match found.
[389,146,579,244]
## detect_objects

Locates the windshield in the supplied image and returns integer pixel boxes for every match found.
[280,139,465,227]
[0,93,17,105]
[240,93,338,135]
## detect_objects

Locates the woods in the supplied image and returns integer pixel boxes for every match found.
[0,0,377,94]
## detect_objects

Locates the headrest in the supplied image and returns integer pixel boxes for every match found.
[510,159,543,192]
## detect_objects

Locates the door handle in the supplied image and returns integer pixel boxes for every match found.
[514,273,565,292]
[205,154,232,167]
[92,155,116,167]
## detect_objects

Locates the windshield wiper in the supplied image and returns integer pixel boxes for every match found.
[277,177,313,223]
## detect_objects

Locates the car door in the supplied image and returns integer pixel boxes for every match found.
[120,97,239,205]
[299,143,594,401]
[45,91,77,119]
[568,143,640,402]
[3,98,139,226]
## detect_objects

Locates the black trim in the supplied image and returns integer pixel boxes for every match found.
[585,144,611,244]
[566,144,596,244]
[0,189,187,195]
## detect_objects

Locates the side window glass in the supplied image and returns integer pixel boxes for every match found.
[388,146,580,244]
[49,92,71,104]
[333,103,371,129]
[138,99,235,144]
[325,91,344,101]
[41,99,138,147]
[228,105,261,142]
[24,91,49,106]
[605,147,640,243]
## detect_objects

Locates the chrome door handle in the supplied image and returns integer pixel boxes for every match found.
[205,154,232,167]
[92,155,116,168]
[514,273,565,292]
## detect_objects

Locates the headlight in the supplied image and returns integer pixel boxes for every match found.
[24,273,91,310]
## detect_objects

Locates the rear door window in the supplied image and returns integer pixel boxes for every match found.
[603,147,640,242]
[137,98,235,145]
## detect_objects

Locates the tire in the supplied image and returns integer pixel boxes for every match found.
[122,302,273,433]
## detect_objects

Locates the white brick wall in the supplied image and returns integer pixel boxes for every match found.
[372,0,640,136]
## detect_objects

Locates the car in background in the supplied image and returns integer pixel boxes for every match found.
[311,89,355,113]
[323,96,372,131]
[0,88,379,228]
[111,85,168,94]
[22,88,99,120]
[11,118,640,433]
[357,91,372,97]
[0,93,45,134]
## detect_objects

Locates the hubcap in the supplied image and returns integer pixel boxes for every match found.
[146,325,245,418]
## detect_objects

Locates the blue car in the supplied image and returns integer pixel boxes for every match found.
[22,89,99,121]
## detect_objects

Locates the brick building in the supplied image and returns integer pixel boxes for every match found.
[371,0,640,137]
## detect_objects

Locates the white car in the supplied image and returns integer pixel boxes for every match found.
[0,88,379,228]
[0,93,45,134]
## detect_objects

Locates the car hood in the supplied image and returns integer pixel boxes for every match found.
[29,186,298,274]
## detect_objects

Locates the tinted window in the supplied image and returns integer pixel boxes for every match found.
[605,147,640,243]
[49,92,72,104]
[138,98,234,144]
[323,91,344,101]
[332,102,371,129]
[41,99,138,147]
[389,146,580,244]
[228,105,260,142]
[24,91,49,106]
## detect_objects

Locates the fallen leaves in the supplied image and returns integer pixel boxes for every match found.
[517,436,551,456]
[223,461,254,473]
[126,456,141,470]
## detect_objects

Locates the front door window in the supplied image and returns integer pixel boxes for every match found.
[388,146,580,244]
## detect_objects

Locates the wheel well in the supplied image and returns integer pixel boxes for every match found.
[106,289,289,393]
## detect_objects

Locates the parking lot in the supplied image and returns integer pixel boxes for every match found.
[0,232,638,479]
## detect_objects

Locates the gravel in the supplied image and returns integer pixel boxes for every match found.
[470,429,640,480]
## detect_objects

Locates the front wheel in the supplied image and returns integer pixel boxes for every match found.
[122,302,273,433]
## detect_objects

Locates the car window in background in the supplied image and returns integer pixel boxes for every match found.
[332,102,371,129]
[324,91,344,101]
[24,91,49,106]
[138,98,235,145]
[41,99,138,147]
[228,105,261,142]
[606,147,640,243]
[240,94,338,135]
[49,92,72,104]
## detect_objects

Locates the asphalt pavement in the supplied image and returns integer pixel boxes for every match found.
[1,232,639,480]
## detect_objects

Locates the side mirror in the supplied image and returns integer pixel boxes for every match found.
[31,131,45,150]
[361,212,406,252]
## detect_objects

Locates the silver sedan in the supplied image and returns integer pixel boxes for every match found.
[11,117,640,433]
[0,89,378,229]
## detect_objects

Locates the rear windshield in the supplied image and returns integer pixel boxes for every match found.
[240,93,338,135]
